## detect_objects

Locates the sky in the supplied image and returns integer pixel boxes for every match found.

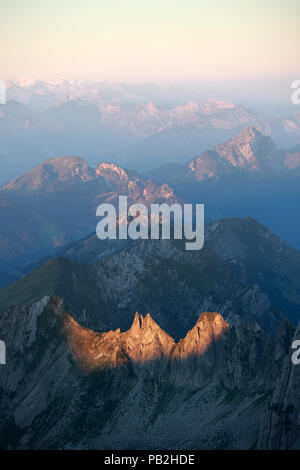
[1,0,300,82]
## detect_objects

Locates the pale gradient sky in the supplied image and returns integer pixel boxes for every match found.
[1,0,300,81]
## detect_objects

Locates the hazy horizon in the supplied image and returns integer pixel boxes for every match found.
[1,0,300,82]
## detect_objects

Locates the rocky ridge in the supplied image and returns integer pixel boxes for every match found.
[0,295,298,449]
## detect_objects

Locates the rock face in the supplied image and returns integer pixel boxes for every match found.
[1,157,177,202]
[0,296,298,450]
[65,311,175,371]
[284,152,300,170]
[258,321,300,449]
[186,150,233,181]
[172,312,229,358]
[147,127,286,185]
[1,156,95,191]
[65,311,228,373]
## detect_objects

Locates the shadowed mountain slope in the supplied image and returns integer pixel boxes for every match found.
[0,157,178,277]
[0,297,298,449]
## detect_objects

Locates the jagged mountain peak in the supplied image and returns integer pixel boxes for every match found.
[64,308,175,369]
[62,306,232,371]
[62,306,228,369]
[94,161,132,184]
[128,311,173,339]
[129,312,151,334]
[1,291,299,449]
[173,312,229,358]
[214,126,278,170]
[1,156,139,192]
[51,301,231,371]
[124,312,175,362]
[159,126,281,185]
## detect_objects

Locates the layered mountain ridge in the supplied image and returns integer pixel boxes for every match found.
[1,124,299,285]
[1,81,300,451]
[0,295,298,449]
[1,156,175,197]
[146,126,287,184]
[2,216,300,341]
[2,81,300,182]
[0,158,178,278]
[143,127,300,250]
[0,93,268,182]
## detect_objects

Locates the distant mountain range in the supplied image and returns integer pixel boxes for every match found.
[1,85,300,182]
[144,127,300,249]
[1,124,300,291]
